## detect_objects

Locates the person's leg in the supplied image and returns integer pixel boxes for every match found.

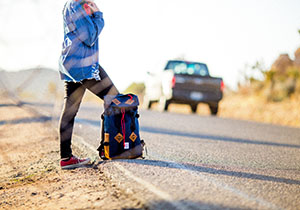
[83,65,119,104]
[59,81,85,159]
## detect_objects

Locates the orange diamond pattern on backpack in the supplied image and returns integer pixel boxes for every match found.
[129,132,137,142]
[114,133,123,143]
[112,98,121,105]
[125,99,134,105]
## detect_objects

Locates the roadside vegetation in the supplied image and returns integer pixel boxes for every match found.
[221,31,300,127]
[223,44,300,128]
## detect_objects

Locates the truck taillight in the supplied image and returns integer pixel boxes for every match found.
[171,76,176,88]
[220,80,225,92]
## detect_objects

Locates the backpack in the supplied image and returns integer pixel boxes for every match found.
[97,93,145,160]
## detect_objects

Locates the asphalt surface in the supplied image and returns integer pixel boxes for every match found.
[27,100,300,210]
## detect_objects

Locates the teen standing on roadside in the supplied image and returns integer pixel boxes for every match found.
[59,0,119,169]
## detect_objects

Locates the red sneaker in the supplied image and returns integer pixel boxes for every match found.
[60,156,91,169]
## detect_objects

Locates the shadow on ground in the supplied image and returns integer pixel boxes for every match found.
[76,118,300,149]
[0,116,52,126]
[104,159,300,186]
[145,199,242,210]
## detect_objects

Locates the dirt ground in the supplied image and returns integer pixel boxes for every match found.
[0,97,146,210]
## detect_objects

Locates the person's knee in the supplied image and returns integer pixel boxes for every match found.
[62,99,81,117]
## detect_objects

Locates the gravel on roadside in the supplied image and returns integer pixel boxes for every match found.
[0,96,147,210]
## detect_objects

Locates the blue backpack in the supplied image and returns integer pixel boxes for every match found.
[97,94,144,160]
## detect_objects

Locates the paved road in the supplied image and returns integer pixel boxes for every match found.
[27,100,300,210]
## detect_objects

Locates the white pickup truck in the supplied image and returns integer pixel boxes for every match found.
[144,60,224,115]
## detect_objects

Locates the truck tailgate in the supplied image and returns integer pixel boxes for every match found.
[172,74,223,102]
[174,74,222,92]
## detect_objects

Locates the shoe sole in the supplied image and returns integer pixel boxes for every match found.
[61,159,91,170]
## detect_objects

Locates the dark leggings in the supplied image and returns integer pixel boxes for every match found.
[59,66,119,158]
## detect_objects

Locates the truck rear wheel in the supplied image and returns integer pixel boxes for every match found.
[209,104,219,115]
[158,96,170,112]
[190,104,198,113]
[143,96,152,109]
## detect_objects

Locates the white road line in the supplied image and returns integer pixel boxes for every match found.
[23,104,282,210]
[114,162,189,210]
[153,154,281,210]
[72,135,191,210]
[73,136,281,210]
[73,134,98,154]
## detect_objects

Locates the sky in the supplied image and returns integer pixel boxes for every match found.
[0,0,300,91]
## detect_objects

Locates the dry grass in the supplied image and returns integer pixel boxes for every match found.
[219,93,300,128]
[148,93,300,128]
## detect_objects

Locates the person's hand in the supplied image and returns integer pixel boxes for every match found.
[82,2,92,15]
[85,0,99,13]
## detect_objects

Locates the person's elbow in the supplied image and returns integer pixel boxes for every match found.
[85,26,104,46]
[77,30,97,47]
[84,32,98,47]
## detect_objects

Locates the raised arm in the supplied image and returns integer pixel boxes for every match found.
[67,1,104,47]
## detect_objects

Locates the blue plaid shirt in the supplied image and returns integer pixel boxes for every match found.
[59,0,104,82]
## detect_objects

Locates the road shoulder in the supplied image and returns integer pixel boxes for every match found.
[0,97,145,210]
